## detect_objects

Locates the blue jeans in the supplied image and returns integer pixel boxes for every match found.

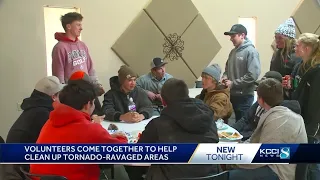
[229,166,278,180]
[231,95,254,121]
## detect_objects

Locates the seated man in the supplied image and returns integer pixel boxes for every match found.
[229,78,307,180]
[231,71,301,141]
[5,76,64,180]
[125,78,221,180]
[29,80,127,180]
[136,57,173,115]
[196,64,233,122]
[68,70,104,117]
[102,65,153,122]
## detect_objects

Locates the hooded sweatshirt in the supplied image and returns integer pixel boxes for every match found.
[52,32,97,84]
[236,105,307,180]
[102,76,153,121]
[29,102,127,180]
[5,90,53,180]
[138,98,221,180]
[6,90,53,143]
[223,38,261,96]
[292,63,320,137]
[196,84,233,121]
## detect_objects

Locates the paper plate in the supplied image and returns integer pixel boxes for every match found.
[216,123,228,130]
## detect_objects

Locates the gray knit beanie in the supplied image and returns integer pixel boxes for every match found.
[202,64,221,82]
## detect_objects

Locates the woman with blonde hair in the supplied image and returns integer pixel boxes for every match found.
[270,18,302,99]
[282,33,320,180]
[289,33,320,137]
[283,32,320,180]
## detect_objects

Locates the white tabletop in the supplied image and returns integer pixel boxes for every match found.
[102,116,240,143]
[101,116,157,134]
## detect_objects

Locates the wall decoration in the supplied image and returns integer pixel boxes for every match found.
[111,0,221,87]
[292,0,320,33]
[163,33,184,61]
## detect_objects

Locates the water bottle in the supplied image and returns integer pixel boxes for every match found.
[128,97,136,112]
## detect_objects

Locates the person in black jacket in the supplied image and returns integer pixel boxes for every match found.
[283,33,320,180]
[270,18,302,99]
[102,65,153,123]
[286,33,320,139]
[125,78,221,180]
[5,76,64,180]
[231,71,295,140]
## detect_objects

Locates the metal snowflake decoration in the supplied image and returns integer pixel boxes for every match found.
[163,33,184,61]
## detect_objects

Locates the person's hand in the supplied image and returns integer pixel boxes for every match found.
[155,94,162,100]
[120,112,143,123]
[99,84,105,94]
[91,115,105,123]
[120,112,134,123]
[147,91,157,101]
[111,131,126,138]
[282,76,292,89]
[132,112,145,122]
[220,76,228,83]
[224,80,233,88]
[96,84,105,96]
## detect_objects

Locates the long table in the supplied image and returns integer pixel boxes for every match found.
[101,116,240,167]
[101,116,240,143]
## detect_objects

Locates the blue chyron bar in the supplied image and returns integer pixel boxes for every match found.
[0,143,318,164]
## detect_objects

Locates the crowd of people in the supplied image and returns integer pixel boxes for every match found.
[2,12,320,180]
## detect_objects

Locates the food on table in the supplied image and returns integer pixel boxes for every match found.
[219,132,232,138]
[218,132,241,139]
[108,124,118,130]
[229,132,241,138]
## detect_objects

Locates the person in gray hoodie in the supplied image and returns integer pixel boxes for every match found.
[222,24,261,121]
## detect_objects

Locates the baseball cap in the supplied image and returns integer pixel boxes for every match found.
[69,71,91,82]
[35,76,65,96]
[224,24,247,36]
[68,71,105,96]
[150,57,167,69]
[255,71,283,85]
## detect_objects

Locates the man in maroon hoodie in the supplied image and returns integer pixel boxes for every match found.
[30,80,127,180]
[52,12,103,92]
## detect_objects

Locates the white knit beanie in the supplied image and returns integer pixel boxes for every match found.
[275,18,296,39]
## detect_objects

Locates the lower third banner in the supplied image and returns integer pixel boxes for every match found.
[0,143,319,164]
